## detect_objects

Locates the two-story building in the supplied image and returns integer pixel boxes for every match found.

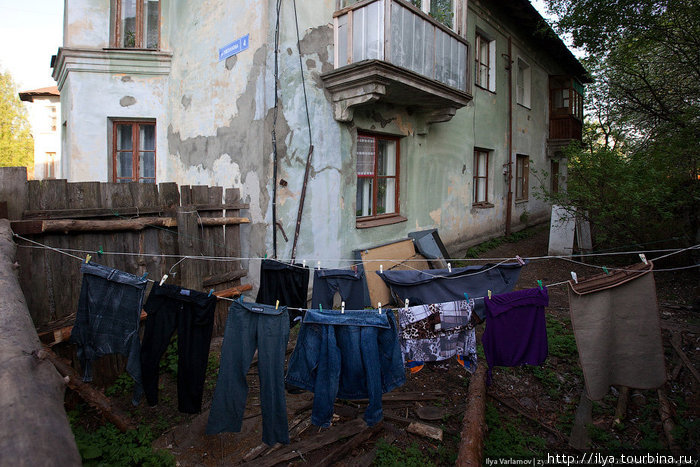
[18,86,61,180]
[52,0,589,277]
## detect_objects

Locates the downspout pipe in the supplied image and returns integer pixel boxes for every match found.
[505,36,513,236]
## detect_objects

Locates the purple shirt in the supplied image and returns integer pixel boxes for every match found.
[482,287,549,383]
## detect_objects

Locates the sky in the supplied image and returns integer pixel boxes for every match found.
[0,0,556,93]
[0,0,63,92]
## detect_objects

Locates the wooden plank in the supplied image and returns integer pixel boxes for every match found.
[670,332,700,384]
[242,418,369,467]
[407,422,443,441]
[22,203,251,220]
[11,217,178,234]
[224,187,241,270]
[0,167,28,220]
[176,206,201,290]
[318,422,384,465]
[180,185,192,205]
[213,283,252,299]
[360,239,430,306]
[569,389,592,450]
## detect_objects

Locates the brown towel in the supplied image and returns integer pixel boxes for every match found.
[568,262,666,400]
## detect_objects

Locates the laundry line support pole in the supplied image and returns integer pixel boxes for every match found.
[291,145,314,261]
[0,219,81,466]
[455,364,487,466]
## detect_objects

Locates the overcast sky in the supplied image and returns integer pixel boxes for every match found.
[0,0,555,92]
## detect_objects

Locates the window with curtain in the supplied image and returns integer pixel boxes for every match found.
[473,148,490,205]
[356,133,401,223]
[515,154,529,201]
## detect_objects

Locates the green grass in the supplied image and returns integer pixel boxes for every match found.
[460,225,545,260]
[483,402,547,458]
[68,408,174,467]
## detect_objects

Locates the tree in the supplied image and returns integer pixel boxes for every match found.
[0,69,34,168]
[538,0,699,249]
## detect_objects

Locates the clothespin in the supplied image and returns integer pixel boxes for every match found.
[571,271,578,284]
[464,293,469,301]
[341,301,345,314]
[602,266,609,275]
[378,302,382,314]
[515,255,525,266]
[404,298,409,311]
[447,263,452,273]
[639,254,648,265]
[140,272,148,280]
[379,264,383,274]
[97,246,104,258]
[275,300,279,310]
[264,253,267,259]
[85,254,91,264]
[317,261,321,270]
[159,274,168,286]
[302,259,306,267]
[537,280,543,290]
[487,290,492,299]
[208,289,214,297]
[319,304,323,312]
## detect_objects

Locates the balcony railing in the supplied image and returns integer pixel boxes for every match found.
[334,0,469,92]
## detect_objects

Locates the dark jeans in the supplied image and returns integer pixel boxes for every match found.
[206,299,290,446]
[285,308,405,427]
[70,262,148,384]
[256,259,309,326]
[140,284,216,413]
[377,262,525,319]
[311,268,369,310]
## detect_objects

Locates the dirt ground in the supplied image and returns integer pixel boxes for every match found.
[72,224,699,465]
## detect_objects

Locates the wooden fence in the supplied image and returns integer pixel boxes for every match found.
[0,167,250,385]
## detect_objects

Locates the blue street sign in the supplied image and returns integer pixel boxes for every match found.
[219,33,250,61]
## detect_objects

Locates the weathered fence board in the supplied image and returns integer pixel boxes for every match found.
[0,168,248,384]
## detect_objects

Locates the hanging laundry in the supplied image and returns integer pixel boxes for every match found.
[207,298,290,446]
[70,262,148,388]
[568,262,666,400]
[285,307,405,428]
[140,283,216,414]
[255,259,309,326]
[311,268,369,310]
[377,262,525,319]
[398,299,477,374]
[482,287,549,383]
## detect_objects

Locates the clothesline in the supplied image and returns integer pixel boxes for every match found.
[9,232,699,310]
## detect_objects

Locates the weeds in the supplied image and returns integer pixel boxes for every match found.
[462,226,544,259]
[484,403,546,458]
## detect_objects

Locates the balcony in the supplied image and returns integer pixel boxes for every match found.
[321,0,472,125]
[548,75,584,156]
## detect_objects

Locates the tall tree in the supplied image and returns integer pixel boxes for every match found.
[540,0,699,248]
[0,69,34,168]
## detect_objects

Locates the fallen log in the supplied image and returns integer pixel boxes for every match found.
[0,219,82,466]
[407,421,443,441]
[456,364,487,467]
[42,348,136,433]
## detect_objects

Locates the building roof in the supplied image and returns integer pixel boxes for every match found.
[493,0,592,83]
[19,86,60,102]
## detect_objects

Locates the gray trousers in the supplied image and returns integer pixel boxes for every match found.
[206,299,290,445]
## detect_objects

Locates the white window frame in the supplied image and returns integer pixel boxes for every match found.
[516,58,531,108]
[475,30,496,92]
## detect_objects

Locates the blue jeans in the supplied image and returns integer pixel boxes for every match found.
[285,308,405,427]
[206,299,290,446]
[70,262,148,385]
[311,268,369,310]
[377,262,525,319]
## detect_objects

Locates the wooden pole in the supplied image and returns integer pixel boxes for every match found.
[0,219,82,466]
[456,365,487,467]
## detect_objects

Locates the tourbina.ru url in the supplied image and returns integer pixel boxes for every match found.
[484,453,699,466]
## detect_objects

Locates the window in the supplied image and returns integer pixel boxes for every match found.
[475,32,495,91]
[473,149,490,205]
[516,58,531,108]
[112,121,156,183]
[515,154,529,201]
[551,159,560,194]
[49,106,57,132]
[45,152,56,179]
[408,0,455,29]
[113,0,160,49]
[356,133,402,225]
